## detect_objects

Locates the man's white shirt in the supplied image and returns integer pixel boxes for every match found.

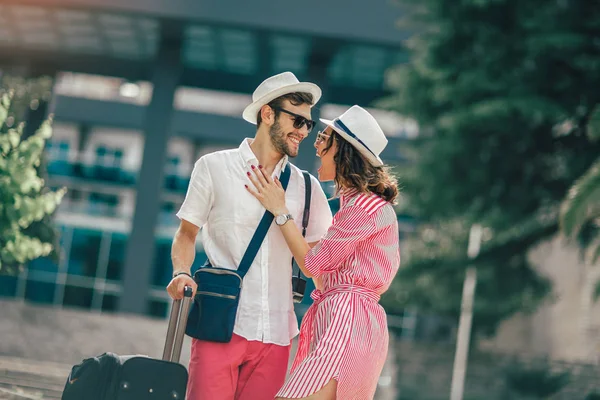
[176,138,333,345]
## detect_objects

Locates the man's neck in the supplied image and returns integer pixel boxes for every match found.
[249,133,285,175]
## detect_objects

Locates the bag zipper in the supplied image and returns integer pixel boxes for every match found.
[197,268,243,288]
[196,291,237,300]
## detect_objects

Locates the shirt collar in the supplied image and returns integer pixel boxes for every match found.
[340,187,360,207]
[239,138,289,175]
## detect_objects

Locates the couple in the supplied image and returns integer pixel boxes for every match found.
[167,72,401,400]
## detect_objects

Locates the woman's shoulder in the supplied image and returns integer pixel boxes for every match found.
[347,192,393,217]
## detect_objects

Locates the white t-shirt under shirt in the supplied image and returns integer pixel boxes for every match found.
[176,138,333,346]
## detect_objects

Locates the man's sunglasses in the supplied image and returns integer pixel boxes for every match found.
[272,107,316,133]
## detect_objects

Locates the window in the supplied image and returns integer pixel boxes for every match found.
[159,201,179,226]
[88,192,119,216]
[165,155,186,191]
[58,141,70,158]
[68,229,101,277]
[95,146,107,164]
[1,226,131,313]
[25,257,59,305]
[148,239,206,317]
[152,240,173,288]
[151,240,208,287]
[25,280,56,304]
[191,251,207,274]
[91,146,127,182]
[0,274,18,298]
[106,233,127,281]
[148,300,168,318]
[63,285,93,309]
[46,139,73,176]
[101,293,119,312]
[113,149,123,168]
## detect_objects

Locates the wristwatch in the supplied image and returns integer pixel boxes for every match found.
[275,213,293,226]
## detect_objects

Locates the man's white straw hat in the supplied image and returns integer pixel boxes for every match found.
[242,72,322,124]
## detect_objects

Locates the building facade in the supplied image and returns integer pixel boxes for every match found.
[0,0,421,321]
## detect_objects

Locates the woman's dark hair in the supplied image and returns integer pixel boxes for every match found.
[256,92,314,126]
[322,132,399,204]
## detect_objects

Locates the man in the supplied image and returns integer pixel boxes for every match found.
[166,72,333,400]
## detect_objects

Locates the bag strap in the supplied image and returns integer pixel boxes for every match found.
[293,171,312,279]
[236,163,292,279]
[301,171,311,237]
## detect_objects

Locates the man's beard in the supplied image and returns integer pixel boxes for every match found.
[269,119,298,158]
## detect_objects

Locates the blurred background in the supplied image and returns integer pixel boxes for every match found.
[0,0,599,399]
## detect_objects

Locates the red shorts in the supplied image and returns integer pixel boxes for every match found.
[186,334,291,400]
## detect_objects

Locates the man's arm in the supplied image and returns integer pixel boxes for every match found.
[167,220,200,299]
[172,220,200,275]
[168,157,213,299]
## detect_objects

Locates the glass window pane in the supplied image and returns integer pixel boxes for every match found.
[0,274,19,297]
[148,300,168,318]
[25,280,56,304]
[68,229,102,277]
[63,285,93,309]
[106,233,127,281]
[152,244,207,286]
[152,240,172,287]
[101,294,119,312]
[191,251,207,275]
[28,256,59,277]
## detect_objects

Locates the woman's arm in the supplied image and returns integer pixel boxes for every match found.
[244,166,316,277]
[269,205,314,278]
[308,242,323,290]
[245,166,378,281]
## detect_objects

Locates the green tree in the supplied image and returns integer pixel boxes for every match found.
[559,105,600,265]
[379,0,600,335]
[0,75,54,126]
[504,362,570,399]
[0,89,66,274]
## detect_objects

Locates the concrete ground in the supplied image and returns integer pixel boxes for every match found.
[0,299,397,399]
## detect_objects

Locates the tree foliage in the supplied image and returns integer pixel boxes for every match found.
[380,0,600,334]
[0,88,66,274]
[559,104,600,265]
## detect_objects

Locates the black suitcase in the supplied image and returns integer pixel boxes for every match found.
[62,287,193,400]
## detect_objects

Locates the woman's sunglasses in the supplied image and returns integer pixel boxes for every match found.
[314,131,331,145]
[272,107,316,133]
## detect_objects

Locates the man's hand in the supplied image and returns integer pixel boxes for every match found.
[167,273,197,300]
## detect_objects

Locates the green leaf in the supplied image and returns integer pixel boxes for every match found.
[0,77,62,275]
[588,237,600,266]
[588,105,600,142]
[377,0,600,336]
[0,91,11,127]
[36,116,53,140]
[594,279,600,302]
[560,158,600,238]
[7,130,20,148]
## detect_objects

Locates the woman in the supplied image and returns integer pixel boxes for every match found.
[245,105,400,400]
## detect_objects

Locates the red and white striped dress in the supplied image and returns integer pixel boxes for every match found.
[277,189,401,399]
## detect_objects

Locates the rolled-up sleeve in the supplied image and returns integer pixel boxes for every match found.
[304,174,333,243]
[176,157,213,228]
[304,205,376,277]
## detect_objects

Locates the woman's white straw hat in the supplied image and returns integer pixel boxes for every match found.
[320,105,388,166]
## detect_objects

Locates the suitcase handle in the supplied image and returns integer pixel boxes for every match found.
[163,286,193,363]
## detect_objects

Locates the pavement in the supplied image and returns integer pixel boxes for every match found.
[0,299,397,399]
